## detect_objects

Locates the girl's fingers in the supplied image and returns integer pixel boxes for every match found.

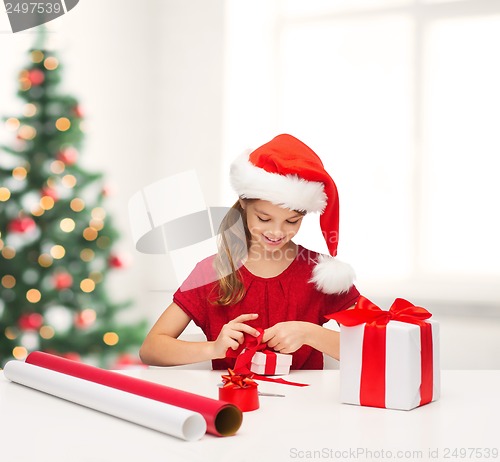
[220,328,244,346]
[227,339,240,351]
[231,322,260,337]
[226,313,260,337]
[232,313,259,323]
[267,338,278,349]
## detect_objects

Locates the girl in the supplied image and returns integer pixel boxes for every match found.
[140,134,360,370]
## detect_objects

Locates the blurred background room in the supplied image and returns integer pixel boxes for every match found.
[1,0,499,369]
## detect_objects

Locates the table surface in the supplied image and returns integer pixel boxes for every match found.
[0,369,498,462]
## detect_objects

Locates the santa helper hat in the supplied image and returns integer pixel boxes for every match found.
[230,134,355,294]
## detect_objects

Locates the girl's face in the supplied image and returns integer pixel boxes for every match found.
[241,199,304,255]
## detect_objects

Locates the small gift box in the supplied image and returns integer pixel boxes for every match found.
[250,351,292,376]
[226,328,293,376]
[218,369,259,412]
[327,296,440,411]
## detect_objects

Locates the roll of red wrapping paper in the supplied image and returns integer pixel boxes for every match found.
[4,361,206,441]
[26,351,242,437]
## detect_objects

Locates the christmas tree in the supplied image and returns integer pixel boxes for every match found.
[0,30,146,369]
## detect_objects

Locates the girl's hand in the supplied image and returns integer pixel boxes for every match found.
[262,321,311,354]
[212,313,260,359]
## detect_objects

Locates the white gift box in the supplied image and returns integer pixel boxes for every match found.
[250,351,292,375]
[340,319,440,410]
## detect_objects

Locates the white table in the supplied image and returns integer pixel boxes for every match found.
[0,369,498,462]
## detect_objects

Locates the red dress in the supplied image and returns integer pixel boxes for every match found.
[173,245,360,370]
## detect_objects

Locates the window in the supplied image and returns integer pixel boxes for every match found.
[222,0,500,305]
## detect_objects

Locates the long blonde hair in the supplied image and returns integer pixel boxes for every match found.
[212,199,252,306]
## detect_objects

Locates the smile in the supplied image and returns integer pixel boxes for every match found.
[263,235,284,246]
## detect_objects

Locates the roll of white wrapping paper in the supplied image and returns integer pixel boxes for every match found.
[3,360,206,441]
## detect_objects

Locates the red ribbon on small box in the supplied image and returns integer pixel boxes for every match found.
[220,368,259,412]
[326,296,434,408]
[226,328,307,387]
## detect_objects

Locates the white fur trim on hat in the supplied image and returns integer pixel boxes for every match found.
[310,254,356,294]
[230,152,327,213]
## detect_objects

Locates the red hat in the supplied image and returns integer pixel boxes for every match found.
[230,134,355,294]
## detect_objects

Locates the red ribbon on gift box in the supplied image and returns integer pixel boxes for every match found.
[326,296,434,408]
[226,328,308,387]
[226,328,268,375]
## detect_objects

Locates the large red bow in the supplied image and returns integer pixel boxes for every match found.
[328,296,432,327]
[221,368,258,389]
[327,296,434,408]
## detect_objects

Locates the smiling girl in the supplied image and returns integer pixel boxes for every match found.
[139,134,360,370]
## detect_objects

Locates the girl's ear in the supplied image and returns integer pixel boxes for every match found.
[238,198,246,210]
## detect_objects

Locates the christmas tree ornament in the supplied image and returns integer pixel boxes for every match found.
[23,103,37,117]
[44,306,74,333]
[21,269,38,285]
[112,353,145,370]
[12,166,28,181]
[70,198,85,212]
[80,278,96,293]
[31,50,44,63]
[39,325,55,339]
[12,346,28,360]
[0,187,12,202]
[43,56,58,71]
[108,253,129,269]
[52,272,73,291]
[59,218,76,233]
[27,68,45,86]
[1,275,16,289]
[50,160,65,174]
[4,326,18,340]
[41,185,58,199]
[61,352,81,362]
[17,125,37,141]
[39,195,55,210]
[18,313,44,331]
[5,117,21,131]
[26,289,42,304]
[8,216,36,234]
[74,308,96,329]
[57,146,79,165]
[20,331,40,351]
[73,105,83,118]
[103,332,119,346]
[55,117,71,132]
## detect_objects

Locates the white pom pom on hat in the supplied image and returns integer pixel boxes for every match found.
[230,134,355,294]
